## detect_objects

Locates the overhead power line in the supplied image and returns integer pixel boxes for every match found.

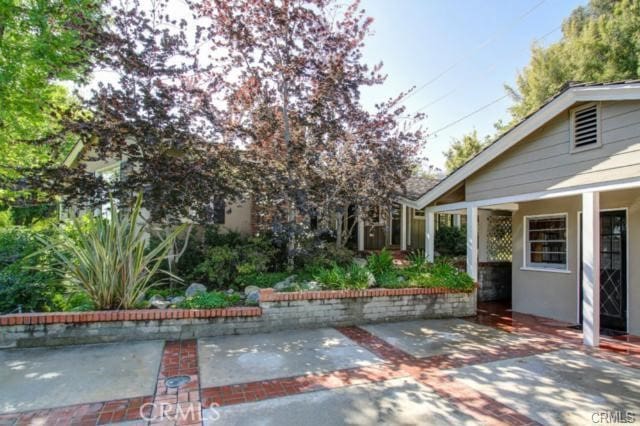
[429,94,509,137]
[399,0,548,105]
[411,25,561,115]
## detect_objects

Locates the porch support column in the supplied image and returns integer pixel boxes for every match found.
[425,209,435,262]
[466,206,478,282]
[453,214,461,228]
[582,191,600,347]
[408,208,412,247]
[357,213,365,252]
[400,204,407,251]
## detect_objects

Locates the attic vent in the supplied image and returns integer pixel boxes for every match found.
[571,103,600,151]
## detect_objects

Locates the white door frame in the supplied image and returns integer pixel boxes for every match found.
[576,208,629,332]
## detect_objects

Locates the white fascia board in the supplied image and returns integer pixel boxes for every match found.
[413,84,640,210]
[396,196,420,209]
[425,176,640,213]
[63,141,85,167]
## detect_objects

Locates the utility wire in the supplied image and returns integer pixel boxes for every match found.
[411,25,561,115]
[398,0,548,105]
[429,94,509,137]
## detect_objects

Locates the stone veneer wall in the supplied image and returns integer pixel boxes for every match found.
[477,262,512,302]
[0,287,476,348]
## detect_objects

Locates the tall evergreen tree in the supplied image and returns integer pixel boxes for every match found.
[443,130,488,173]
[506,0,640,122]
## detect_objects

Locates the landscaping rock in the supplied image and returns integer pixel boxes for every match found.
[302,281,320,291]
[353,257,367,267]
[244,285,260,295]
[274,275,296,291]
[149,294,165,303]
[246,291,260,305]
[169,296,185,305]
[225,289,235,295]
[186,283,207,297]
[149,294,171,309]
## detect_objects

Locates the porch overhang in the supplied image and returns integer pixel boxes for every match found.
[421,176,640,348]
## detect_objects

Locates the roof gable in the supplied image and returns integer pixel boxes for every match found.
[403,81,640,209]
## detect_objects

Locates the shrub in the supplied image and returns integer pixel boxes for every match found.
[404,260,474,291]
[406,249,426,268]
[51,291,95,312]
[178,227,280,289]
[192,245,239,289]
[375,270,403,288]
[235,271,291,288]
[0,227,64,313]
[295,238,354,268]
[177,291,242,309]
[312,263,369,290]
[313,263,346,289]
[37,194,187,310]
[343,264,370,290]
[366,248,394,277]
[435,226,466,257]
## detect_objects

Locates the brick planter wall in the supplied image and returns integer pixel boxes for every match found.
[0,288,476,348]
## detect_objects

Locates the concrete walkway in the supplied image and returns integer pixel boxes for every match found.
[0,306,639,425]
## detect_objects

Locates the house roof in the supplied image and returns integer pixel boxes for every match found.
[401,80,640,209]
[401,176,440,200]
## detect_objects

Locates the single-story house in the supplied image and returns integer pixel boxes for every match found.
[388,80,640,346]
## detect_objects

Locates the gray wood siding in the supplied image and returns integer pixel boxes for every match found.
[364,225,386,250]
[466,101,640,201]
[410,217,425,250]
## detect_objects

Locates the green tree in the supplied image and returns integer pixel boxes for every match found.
[443,130,488,172]
[0,0,101,202]
[507,0,640,122]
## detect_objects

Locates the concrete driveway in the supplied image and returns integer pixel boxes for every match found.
[0,316,638,425]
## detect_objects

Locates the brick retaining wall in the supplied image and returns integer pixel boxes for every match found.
[0,288,476,348]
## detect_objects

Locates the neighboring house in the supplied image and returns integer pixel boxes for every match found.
[393,80,640,345]
[61,146,254,234]
[353,176,469,252]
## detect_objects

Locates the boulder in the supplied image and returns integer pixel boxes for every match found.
[149,294,165,303]
[169,296,185,305]
[185,283,207,297]
[353,257,367,267]
[150,299,171,309]
[244,285,260,295]
[246,291,260,305]
[274,275,296,291]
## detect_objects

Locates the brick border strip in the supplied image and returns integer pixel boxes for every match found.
[200,364,406,407]
[0,396,154,425]
[0,307,261,326]
[150,339,202,425]
[337,326,540,426]
[259,286,475,302]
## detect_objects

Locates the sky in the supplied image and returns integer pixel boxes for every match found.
[357,0,586,172]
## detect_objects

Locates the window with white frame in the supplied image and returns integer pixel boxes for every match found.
[525,214,567,270]
[366,205,384,225]
[413,208,425,219]
[95,163,121,218]
[570,103,601,152]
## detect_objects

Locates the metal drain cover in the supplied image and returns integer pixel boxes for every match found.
[165,375,191,388]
